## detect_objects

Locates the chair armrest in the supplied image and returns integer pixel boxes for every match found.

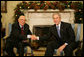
[73,40,83,56]
[2,35,9,48]
[3,35,9,40]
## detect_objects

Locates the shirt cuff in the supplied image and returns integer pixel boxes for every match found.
[37,36,39,40]
[65,43,68,45]
[27,35,31,38]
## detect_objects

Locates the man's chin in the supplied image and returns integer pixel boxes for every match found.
[21,24,25,26]
[56,23,59,25]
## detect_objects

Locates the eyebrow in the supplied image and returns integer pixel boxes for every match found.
[20,19,25,20]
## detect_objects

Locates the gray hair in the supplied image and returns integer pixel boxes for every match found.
[52,13,61,19]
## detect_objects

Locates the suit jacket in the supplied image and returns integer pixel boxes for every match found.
[39,22,75,45]
[8,22,32,43]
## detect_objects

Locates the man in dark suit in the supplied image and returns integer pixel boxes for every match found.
[31,13,77,56]
[5,13,33,56]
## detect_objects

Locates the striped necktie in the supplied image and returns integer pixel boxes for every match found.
[21,26,24,35]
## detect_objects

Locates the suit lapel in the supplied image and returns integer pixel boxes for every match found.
[52,24,59,38]
[24,24,28,35]
[60,22,64,38]
[24,24,26,34]
[17,22,21,31]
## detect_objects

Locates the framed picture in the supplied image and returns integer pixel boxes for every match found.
[1,1,7,13]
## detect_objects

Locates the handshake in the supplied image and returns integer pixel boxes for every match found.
[27,35,39,40]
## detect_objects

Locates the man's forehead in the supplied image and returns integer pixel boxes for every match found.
[19,16,25,18]
[54,14,59,17]
[19,16,25,19]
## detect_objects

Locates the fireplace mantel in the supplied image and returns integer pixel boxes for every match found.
[23,9,75,32]
[23,9,75,13]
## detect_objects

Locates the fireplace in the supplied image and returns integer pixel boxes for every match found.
[33,25,52,47]
[23,9,75,47]
[24,9,75,32]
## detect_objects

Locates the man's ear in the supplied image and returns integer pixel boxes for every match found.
[18,19,19,22]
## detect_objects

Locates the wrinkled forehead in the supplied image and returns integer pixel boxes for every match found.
[53,13,61,17]
[54,14,59,17]
[19,15,25,20]
[53,14,61,17]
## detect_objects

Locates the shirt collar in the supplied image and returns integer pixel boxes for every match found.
[56,22,61,29]
[19,23,23,28]
[56,22,61,26]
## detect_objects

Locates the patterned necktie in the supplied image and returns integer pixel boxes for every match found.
[56,25,61,38]
[21,26,24,35]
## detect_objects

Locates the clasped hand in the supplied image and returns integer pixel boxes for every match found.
[31,35,38,40]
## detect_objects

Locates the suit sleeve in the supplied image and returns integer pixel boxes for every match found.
[66,24,75,45]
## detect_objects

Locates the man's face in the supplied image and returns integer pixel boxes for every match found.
[53,14,61,25]
[18,16,26,26]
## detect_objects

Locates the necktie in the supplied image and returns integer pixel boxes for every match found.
[21,26,24,35]
[56,25,61,38]
[21,26,27,42]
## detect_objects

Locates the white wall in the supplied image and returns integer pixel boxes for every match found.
[1,1,22,36]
